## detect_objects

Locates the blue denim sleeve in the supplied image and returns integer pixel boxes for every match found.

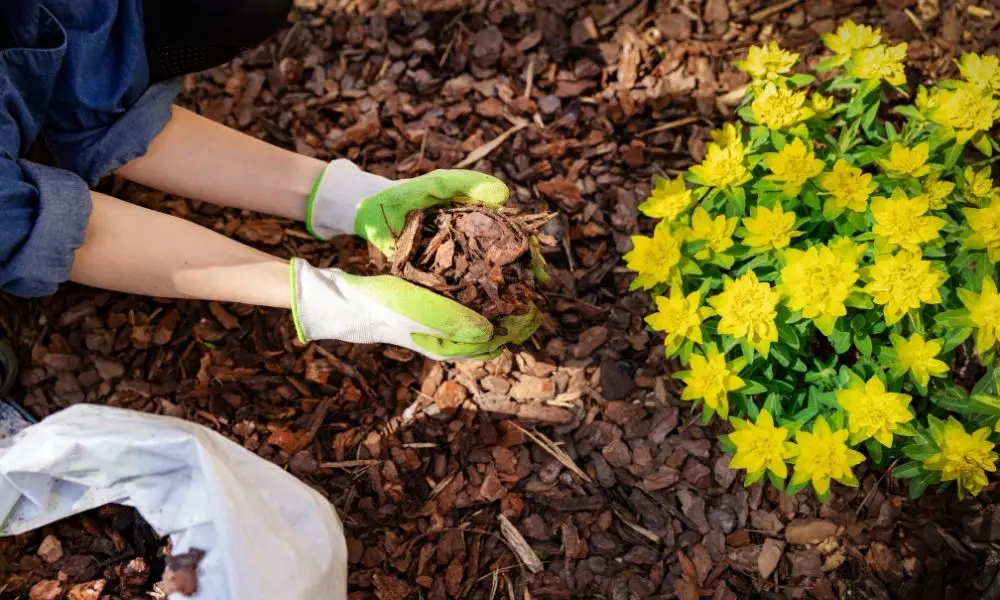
[0,1,91,297]
[0,159,91,297]
[40,0,180,186]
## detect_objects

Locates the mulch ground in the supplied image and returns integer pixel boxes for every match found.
[2,1,1000,599]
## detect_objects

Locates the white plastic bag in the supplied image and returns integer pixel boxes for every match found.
[0,404,348,600]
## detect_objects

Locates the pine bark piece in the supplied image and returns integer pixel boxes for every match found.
[498,514,544,574]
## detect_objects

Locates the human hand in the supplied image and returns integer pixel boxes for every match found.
[290,259,539,360]
[305,160,509,257]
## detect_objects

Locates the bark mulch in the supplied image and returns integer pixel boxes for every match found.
[2,1,1000,599]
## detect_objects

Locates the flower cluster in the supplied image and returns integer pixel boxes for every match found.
[628,20,1000,501]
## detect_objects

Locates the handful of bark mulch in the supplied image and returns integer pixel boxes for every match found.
[388,205,555,325]
[0,504,203,600]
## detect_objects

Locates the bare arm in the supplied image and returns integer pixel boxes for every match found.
[70,192,291,308]
[116,105,326,221]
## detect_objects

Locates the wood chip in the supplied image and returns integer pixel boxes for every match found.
[498,515,543,574]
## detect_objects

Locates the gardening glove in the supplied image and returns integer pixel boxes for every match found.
[306,159,509,257]
[290,259,541,360]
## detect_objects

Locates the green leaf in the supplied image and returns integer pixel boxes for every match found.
[927,414,947,441]
[777,324,801,350]
[973,365,999,396]
[785,478,809,496]
[763,393,782,419]
[941,327,973,353]
[770,129,787,150]
[740,380,768,395]
[934,309,971,328]
[767,470,786,491]
[930,380,970,414]
[853,333,873,357]
[737,106,756,123]
[866,439,884,465]
[831,327,852,354]
[908,474,930,500]
[770,345,791,367]
[789,73,816,88]
[893,461,923,479]
[972,131,994,157]
[902,442,937,461]
[943,142,966,170]
[970,393,1000,417]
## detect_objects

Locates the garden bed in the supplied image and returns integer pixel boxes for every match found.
[2,1,999,599]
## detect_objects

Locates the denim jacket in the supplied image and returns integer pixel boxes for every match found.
[0,0,179,297]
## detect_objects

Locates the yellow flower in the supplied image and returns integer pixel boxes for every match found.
[965,196,1000,262]
[864,251,947,325]
[677,345,745,416]
[819,159,877,213]
[729,410,797,480]
[924,179,956,210]
[959,278,1000,354]
[957,52,1000,96]
[710,123,742,148]
[751,83,813,130]
[740,203,801,252]
[871,189,946,251]
[790,417,865,496]
[624,221,683,290]
[687,207,738,259]
[926,86,999,143]
[778,244,860,335]
[708,271,780,355]
[849,43,908,86]
[829,237,868,265]
[764,138,825,197]
[837,377,913,447]
[639,175,692,221]
[891,333,949,388]
[690,142,748,189]
[965,166,995,200]
[646,289,712,353]
[878,142,931,178]
[811,93,834,116]
[925,417,997,499]
[822,20,882,58]
[737,41,799,81]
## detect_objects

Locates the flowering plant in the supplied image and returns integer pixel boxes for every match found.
[626,20,1000,501]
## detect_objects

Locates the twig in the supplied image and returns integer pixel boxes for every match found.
[855,459,898,518]
[523,59,535,100]
[511,423,593,483]
[612,506,660,544]
[750,0,804,22]
[454,120,529,169]
[320,459,381,469]
[313,344,375,397]
[295,392,337,452]
[498,515,544,574]
[637,116,702,138]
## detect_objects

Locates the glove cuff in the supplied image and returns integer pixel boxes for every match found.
[290,258,369,344]
[306,159,394,241]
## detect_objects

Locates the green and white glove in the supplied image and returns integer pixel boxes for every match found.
[306,159,509,257]
[290,259,540,360]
